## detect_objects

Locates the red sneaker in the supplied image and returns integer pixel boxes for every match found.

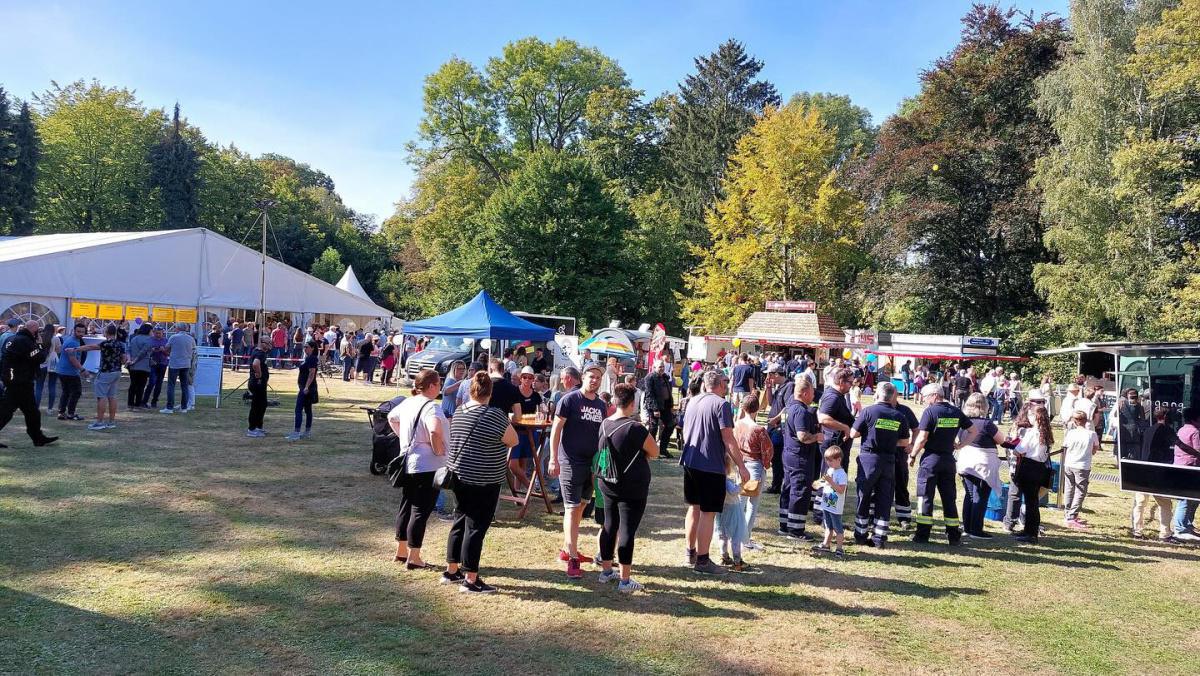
[558,548,589,562]
[566,557,583,579]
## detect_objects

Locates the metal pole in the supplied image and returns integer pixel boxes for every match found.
[260,209,267,324]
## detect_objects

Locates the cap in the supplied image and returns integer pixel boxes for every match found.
[920,383,941,397]
[519,366,535,376]
[583,362,605,375]
[1027,388,1046,402]
[5,317,20,328]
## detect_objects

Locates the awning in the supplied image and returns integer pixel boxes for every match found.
[869,350,1029,362]
[401,290,555,341]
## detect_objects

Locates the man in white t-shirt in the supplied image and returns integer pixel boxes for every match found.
[1061,410,1099,529]
[1072,387,1097,430]
[1060,383,1081,427]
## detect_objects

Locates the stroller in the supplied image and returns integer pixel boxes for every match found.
[364,395,406,475]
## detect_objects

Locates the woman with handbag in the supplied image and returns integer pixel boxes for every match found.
[442,372,518,593]
[388,368,449,570]
[1011,404,1054,544]
[957,393,1006,538]
[595,383,659,593]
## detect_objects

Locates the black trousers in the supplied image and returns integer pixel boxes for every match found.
[0,382,47,441]
[914,453,962,541]
[768,428,785,492]
[1013,460,1045,537]
[143,364,166,407]
[447,481,502,573]
[597,481,648,566]
[127,369,149,407]
[855,451,895,543]
[57,375,82,416]
[395,471,440,548]
[647,410,675,454]
[248,383,268,430]
[960,473,992,536]
[894,454,912,524]
[780,447,816,534]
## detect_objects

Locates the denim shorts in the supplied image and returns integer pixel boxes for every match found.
[822,510,844,535]
[93,371,121,399]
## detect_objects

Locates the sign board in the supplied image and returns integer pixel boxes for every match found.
[175,307,198,323]
[153,307,175,323]
[125,305,149,322]
[97,303,124,320]
[961,336,1000,348]
[193,346,224,408]
[766,300,817,313]
[71,302,97,318]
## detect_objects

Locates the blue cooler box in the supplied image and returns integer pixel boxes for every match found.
[986,461,1061,519]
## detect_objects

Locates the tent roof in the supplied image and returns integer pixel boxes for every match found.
[336,265,373,301]
[0,228,394,318]
[402,291,556,341]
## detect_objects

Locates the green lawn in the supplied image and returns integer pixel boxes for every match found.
[1,374,1197,675]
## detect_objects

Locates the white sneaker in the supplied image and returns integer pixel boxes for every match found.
[159,408,174,414]
[744,540,764,551]
[255,428,268,435]
[286,432,303,441]
[104,422,117,430]
[1176,531,1200,541]
[178,408,189,414]
[87,421,107,431]
[597,569,619,584]
[245,429,265,438]
[618,578,644,594]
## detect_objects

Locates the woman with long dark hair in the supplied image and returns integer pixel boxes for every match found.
[388,368,448,570]
[1011,404,1053,544]
[596,383,659,593]
[442,372,518,593]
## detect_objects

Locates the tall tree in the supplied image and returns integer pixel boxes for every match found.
[789,92,877,165]
[9,102,40,235]
[149,103,201,229]
[310,245,345,284]
[468,151,637,331]
[196,144,266,238]
[35,80,164,232]
[1033,0,1175,340]
[662,40,780,237]
[0,86,16,231]
[859,6,1066,333]
[681,102,866,333]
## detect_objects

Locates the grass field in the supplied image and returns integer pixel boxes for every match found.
[2,372,1198,675]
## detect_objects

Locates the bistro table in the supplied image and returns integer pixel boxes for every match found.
[501,414,557,519]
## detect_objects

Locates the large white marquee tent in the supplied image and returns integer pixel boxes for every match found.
[0,228,394,331]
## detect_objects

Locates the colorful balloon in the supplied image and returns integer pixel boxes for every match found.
[732,338,742,348]
[842,349,853,360]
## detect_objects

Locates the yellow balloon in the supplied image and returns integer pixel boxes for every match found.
[932,163,940,172]
[732,338,742,348]
[842,349,853,360]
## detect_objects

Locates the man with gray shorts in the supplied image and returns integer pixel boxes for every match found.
[548,362,607,580]
[70,324,127,431]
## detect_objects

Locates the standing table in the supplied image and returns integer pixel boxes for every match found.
[500,415,557,519]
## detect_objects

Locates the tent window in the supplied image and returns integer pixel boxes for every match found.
[1,301,60,328]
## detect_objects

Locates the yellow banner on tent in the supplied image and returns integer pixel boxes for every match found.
[153,307,175,322]
[175,307,198,323]
[97,303,124,320]
[125,305,149,322]
[71,302,97,318]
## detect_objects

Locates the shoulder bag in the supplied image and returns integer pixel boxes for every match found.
[388,400,434,488]
[435,405,486,490]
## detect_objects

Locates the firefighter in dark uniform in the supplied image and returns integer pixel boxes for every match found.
[908,383,977,545]
[892,398,919,528]
[847,382,910,547]
[817,367,855,472]
[764,364,793,494]
[0,320,59,448]
[779,376,820,540]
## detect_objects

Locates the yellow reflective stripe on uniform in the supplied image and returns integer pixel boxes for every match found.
[936,417,959,428]
[914,515,934,525]
[944,518,962,527]
[875,419,901,431]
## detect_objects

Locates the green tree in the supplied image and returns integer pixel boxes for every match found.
[34,80,164,232]
[662,39,780,236]
[0,87,15,230]
[681,102,867,333]
[9,102,40,235]
[197,145,267,238]
[1033,0,1176,340]
[469,151,636,330]
[149,103,201,229]
[859,6,1066,333]
[310,245,344,284]
[788,92,877,164]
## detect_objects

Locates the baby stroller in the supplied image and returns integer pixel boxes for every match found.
[364,395,406,475]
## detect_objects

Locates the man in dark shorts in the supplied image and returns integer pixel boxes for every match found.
[548,363,607,580]
[729,353,757,403]
[848,382,910,547]
[908,383,978,545]
[680,370,749,575]
[779,376,819,539]
[764,364,793,494]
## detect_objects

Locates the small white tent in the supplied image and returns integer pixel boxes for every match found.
[335,265,373,302]
[0,228,394,327]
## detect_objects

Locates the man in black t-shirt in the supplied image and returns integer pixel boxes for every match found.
[530,347,550,374]
[818,368,856,477]
[487,358,521,416]
[764,364,793,494]
[908,383,978,544]
[848,382,910,547]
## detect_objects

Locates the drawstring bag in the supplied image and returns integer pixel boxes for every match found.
[595,418,639,485]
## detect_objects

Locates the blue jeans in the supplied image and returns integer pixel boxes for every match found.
[742,460,766,537]
[166,367,190,410]
[33,368,50,408]
[271,346,284,368]
[342,358,354,381]
[988,395,1004,423]
[1174,499,1198,535]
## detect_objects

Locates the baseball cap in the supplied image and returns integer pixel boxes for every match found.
[920,383,941,397]
[5,318,20,328]
[583,362,605,375]
[1027,388,1046,402]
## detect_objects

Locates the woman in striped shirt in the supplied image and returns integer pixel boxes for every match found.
[442,372,518,594]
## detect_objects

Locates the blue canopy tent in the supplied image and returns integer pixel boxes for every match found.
[401,290,556,342]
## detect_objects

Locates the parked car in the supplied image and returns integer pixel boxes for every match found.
[404,336,477,378]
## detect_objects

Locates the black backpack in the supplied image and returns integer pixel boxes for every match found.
[369,396,405,476]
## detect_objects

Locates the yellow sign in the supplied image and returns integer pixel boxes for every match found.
[175,307,198,323]
[125,305,149,322]
[152,307,175,322]
[71,302,97,318]
[97,303,124,320]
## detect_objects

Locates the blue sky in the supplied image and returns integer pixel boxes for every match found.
[1,0,1068,221]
